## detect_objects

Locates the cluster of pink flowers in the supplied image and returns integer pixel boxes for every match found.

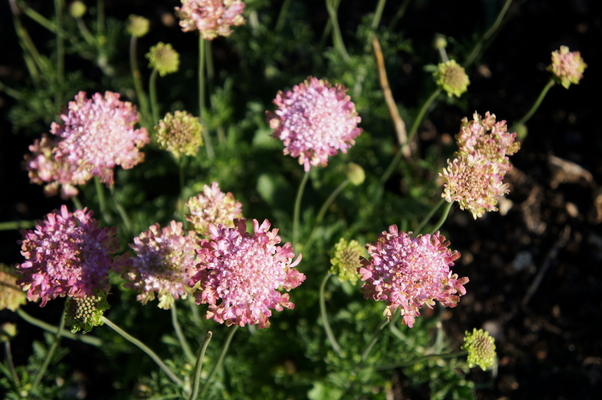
[122,221,198,309]
[191,219,305,328]
[186,182,243,235]
[24,91,149,198]
[267,77,362,171]
[175,0,246,40]
[548,46,587,89]
[359,225,468,327]
[17,206,122,306]
[440,112,520,219]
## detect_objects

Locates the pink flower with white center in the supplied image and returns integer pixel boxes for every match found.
[186,182,243,235]
[267,77,363,171]
[191,219,305,328]
[17,205,121,307]
[123,221,198,309]
[175,0,246,40]
[359,226,468,328]
[51,91,150,186]
[548,46,587,89]
[24,134,85,199]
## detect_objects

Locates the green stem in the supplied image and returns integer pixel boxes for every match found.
[0,220,36,231]
[149,68,160,125]
[30,311,65,395]
[16,0,56,31]
[199,36,214,160]
[387,0,411,32]
[464,0,513,67]
[429,201,452,234]
[199,326,239,399]
[3,342,20,387]
[102,316,183,386]
[179,159,187,226]
[189,332,213,400]
[188,295,201,326]
[376,351,467,370]
[72,195,84,211]
[17,309,102,346]
[380,88,441,185]
[319,273,343,356]
[414,198,445,235]
[171,303,195,363]
[293,170,310,249]
[275,0,293,32]
[76,17,95,45]
[511,79,555,131]
[130,35,151,127]
[371,0,387,30]
[325,0,350,62]
[94,177,112,224]
[360,317,390,362]
[0,81,24,99]
[54,0,64,86]
[304,179,349,251]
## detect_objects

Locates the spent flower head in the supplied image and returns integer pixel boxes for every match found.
[186,182,243,235]
[463,328,497,371]
[0,264,27,311]
[123,221,198,309]
[191,219,305,328]
[175,0,246,40]
[65,291,110,333]
[51,91,149,187]
[147,42,180,76]
[155,111,204,158]
[17,205,122,307]
[330,238,364,285]
[128,15,150,37]
[267,76,362,171]
[359,226,468,327]
[434,60,470,97]
[548,46,587,89]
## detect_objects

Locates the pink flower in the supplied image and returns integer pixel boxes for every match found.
[17,206,121,307]
[51,91,149,186]
[359,226,468,327]
[186,182,243,235]
[548,46,587,89]
[267,77,362,171]
[191,219,305,328]
[175,0,246,40]
[123,221,198,309]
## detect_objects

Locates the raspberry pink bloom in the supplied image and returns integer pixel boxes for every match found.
[51,91,149,186]
[175,0,246,40]
[191,219,305,328]
[123,221,198,309]
[359,226,468,327]
[17,206,121,307]
[186,182,243,235]
[267,77,362,171]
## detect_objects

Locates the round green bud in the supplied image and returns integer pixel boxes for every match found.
[69,1,87,18]
[434,60,470,98]
[147,42,180,76]
[462,328,497,371]
[346,163,365,186]
[433,34,447,50]
[128,15,150,38]
[0,323,18,343]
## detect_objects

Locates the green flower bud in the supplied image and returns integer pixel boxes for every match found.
[155,111,204,158]
[434,60,470,98]
[147,42,180,76]
[433,34,447,50]
[330,238,364,285]
[0,323,18,343]
[128,15,150,38]
[65,291,110,334]
[462,328,497,371]
[346,162,365,186]
[69,1,87,18]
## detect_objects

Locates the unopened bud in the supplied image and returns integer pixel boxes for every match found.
[128,15,150,38]
[346,163,365,186]
[69,1,87,18]
[462,328,497,371]
[147,42,180,76]
[433,34,447,50]
[434,60,470,98]
[155,111,204,158]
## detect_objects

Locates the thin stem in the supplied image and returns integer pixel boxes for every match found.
[102,316,183,386]
[30,311,65,395]
[16,0,56,31]
[293,170,310,249]
[199,36,214,159]
[72,195,84,211]
[0,220,36,231]
[189,332,213,400]
[387,0,411,32]
[130,35,151,127]
[371,0,387,30]
[149,68,160,125]
[414,198,445,235]
[188,295,201,326]
[275,0,293,32]
[511,79,555,132]
[376,351,467,370]
[429,201,452,234]
[304,179,349,251]
[3,342,20,387]
[94,177,112,224]
[171,303,195,363]
[379,88,441,185]
[319,273,343,356]
[199,326,239,399]
[464,0,513,67]
[360,317,390,362]
[54,0,64,86]
[76,17,95,45]
[325,0,350,62]
[0,81,24,99]
[17,308,102,346]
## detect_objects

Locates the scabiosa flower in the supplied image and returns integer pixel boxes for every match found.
[51,91,150,186]
[359,226,468,327]
[147,42,180,76]
[267,77,363,171]
[186,182,243,235]
[0,264,27,311]
[434,60,470,98]
[191,219,305,328]
[65,290,110,333]
[17,205,121,307]
[548,46,587,89]
[462,328,497,371]
[175,0,246,40]
[127,15,150,38]
[155,111,204,158]
[330,238,363,285]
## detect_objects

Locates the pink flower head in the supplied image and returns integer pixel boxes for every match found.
[123,221,198,309]
[17,205,121,307]
[191,219,305,328]
[51,91,150,186]
[267,77,362,171]
[175,0,246,40]
[186,182,243,235]
[548,46,587,89]
[24,134,85,199]
[359,226,468,327]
